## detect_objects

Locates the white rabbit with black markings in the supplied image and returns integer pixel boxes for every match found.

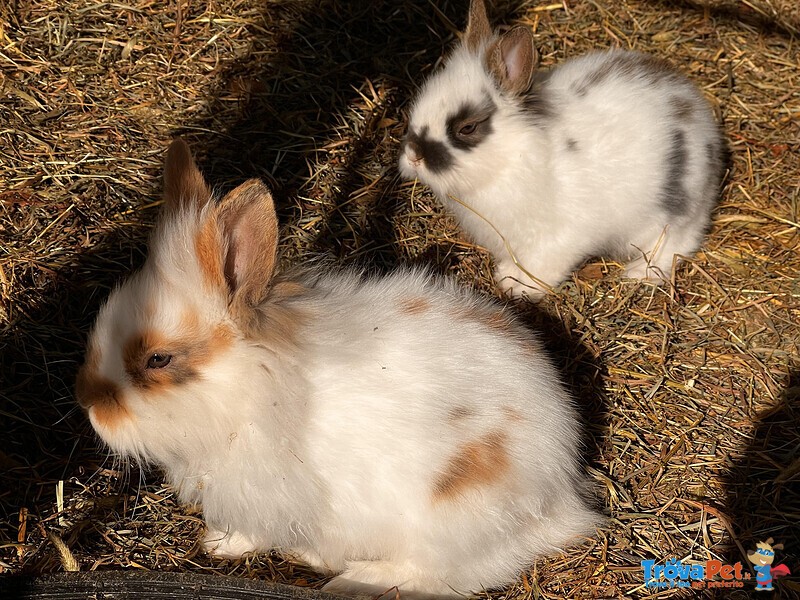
[76,139,599,598]
[399,0,727,300]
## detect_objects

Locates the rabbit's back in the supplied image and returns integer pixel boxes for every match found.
[546,50,726,224]
[280,269,594,581]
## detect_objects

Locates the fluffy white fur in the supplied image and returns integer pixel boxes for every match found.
[79,141,599,598]
[399,3,725,300]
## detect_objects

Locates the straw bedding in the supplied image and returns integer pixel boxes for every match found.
[1,0,798,597]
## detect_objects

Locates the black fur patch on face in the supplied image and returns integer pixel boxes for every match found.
[404,126,454,173]
[445,98,497,151]
[572,52,680,98]
[661,129,689,215]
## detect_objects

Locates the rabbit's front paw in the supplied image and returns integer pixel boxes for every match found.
[203,528,258,559]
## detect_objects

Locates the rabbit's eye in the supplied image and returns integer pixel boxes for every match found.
[147,353,172,369]
[459,122,478,136]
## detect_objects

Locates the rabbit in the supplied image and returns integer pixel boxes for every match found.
[399,0,728,300]
[76,138,599,598]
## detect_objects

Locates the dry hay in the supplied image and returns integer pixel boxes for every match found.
[1,0,798,598]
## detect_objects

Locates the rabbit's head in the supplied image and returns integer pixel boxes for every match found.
[76,140,288,464]
[399,0,541,196]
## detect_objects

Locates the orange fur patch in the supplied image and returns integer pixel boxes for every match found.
[454,305,516,336]
[75,364,129,430]
[432,430,511,502]
[122,315,235,392]
[269,281,308,300]
[75,364,116,409]
[195,218,225,290]
[123,329,169,389]
[483,310,514,333]
[400,297,431,315]
[502,405,525,423]
[91,395,132,431]
[208,322,236,356]
[234,280,310,344]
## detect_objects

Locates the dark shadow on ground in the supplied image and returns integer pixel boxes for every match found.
[514,301,609,480]
[0,225,148,536]
[648,0,799,38]
[722,369,800,597]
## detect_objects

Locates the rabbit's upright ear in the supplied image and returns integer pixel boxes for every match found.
[486,26,538,96]
[465,0,492,51]
[163,138,212,213]
[214,179,279,311]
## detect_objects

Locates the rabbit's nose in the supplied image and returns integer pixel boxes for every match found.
[405,140,423,164]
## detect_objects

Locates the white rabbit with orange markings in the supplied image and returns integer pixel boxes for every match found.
[77,139,599,598]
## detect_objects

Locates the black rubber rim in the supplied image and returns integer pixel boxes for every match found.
[0,570,348,600]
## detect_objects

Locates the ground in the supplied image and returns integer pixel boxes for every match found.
[0,0,798,598]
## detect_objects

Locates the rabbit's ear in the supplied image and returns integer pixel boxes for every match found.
[214,179,279,311]
[486,26,538,96]
[465,0,492,51]
[163,138,212,213]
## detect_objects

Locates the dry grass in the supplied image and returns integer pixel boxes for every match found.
[1,0,798,597]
